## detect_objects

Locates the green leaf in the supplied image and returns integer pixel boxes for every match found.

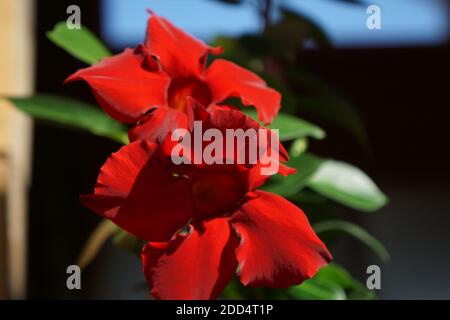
[290,138,308,157]
[309,159,388,212]
[262,153,322,197]
[314,263,355,288]
[243,109,325,141]
[8,94,128,144]
[222,263,374,300]
[317,263,375,300]
[47,21,111,65]
[290,263,375,300]
[314,220,390,262]
[290,279,346,300]
[221,278,246,300]
[288,189,328,204]
[264,152,387,212]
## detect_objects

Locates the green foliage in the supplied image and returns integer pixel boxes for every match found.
[308,159,388,212]
[8,94,128,144]
[290,138,309,157]
[314,220,390,262]
[47,21,111,65]
[222,263,374,300]
[265,152,387,212]
[243,109,325,141]
[290,263,375,300]
[263,153,323,197]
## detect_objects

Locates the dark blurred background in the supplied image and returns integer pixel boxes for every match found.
[28,0,449,299]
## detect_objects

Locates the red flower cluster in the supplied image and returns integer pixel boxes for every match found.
[68,12,331,300]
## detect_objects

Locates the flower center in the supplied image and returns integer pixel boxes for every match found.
[191,173,245,217]
[167,77,212,112]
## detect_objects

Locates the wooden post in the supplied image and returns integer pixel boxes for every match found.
[0,0,34,299]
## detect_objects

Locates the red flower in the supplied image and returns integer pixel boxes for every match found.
[80,104,331,300]
[66,12,281,143]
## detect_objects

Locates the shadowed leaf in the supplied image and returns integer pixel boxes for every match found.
[314,220,390,262]
[9,94,128,144]
[243,109,325,141]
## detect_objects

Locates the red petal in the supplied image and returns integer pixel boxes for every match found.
[245,161,296,190]
[145,12,222,78]
[128,107,188,143]
[279,163,297,176]
[205,59,281,124]
[80,140,194,242]
[230,190,332,287]
[141,218,238,300]
[65,48,170,123]
[206,105,294,182]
